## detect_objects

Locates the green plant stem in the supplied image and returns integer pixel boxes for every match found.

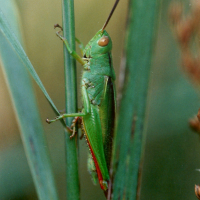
[62,0,80,199]
[112,0,159,199]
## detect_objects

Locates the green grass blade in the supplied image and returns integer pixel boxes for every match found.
[0,9,61,119]
[0,2,59,200]
[112,0,160,199]
[62,0,80,199]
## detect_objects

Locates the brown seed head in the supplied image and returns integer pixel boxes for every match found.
[195,185,200,199]
[169,2,183,25]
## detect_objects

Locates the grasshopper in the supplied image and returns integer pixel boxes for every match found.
[46,0,119,191]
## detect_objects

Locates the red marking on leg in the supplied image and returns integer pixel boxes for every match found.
[87,142,108,191]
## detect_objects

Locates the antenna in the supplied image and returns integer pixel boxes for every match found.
[101,0,120,32]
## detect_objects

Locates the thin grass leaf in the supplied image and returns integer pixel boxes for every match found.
[0,9,62,122]
[0,1,59,200]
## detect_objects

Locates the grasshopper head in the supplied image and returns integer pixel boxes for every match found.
[83,29,112,58]
[83,0,120,59]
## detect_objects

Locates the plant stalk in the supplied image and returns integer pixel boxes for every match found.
[62,0,80,199]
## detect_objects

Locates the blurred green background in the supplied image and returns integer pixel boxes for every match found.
[0,0,200,199]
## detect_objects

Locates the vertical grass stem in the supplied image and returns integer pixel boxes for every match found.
[62,0,80,199]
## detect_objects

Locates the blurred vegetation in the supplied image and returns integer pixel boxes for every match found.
[1,0,200,200]
[0,0,59,199]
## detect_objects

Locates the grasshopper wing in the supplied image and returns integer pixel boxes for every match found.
[82,104,109,190]
[99,76,116,169]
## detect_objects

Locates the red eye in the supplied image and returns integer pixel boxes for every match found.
[98,36,109,46]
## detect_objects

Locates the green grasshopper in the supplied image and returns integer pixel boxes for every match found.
[46,0,119,191]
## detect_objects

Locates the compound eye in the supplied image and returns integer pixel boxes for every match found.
[98,36,109,46]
